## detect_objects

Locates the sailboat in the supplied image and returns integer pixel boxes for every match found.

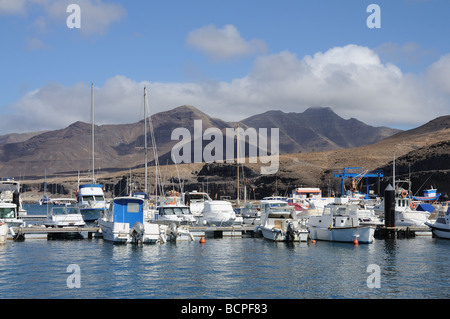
[141,87,194,241]
[76,83,108,222]
[39,169,52,205]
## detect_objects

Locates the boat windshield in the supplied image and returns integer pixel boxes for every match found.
[162,207,191,215]
[0,207,15,218]
[189,193,211,201]
[82,195,105,202]
[53,207,80,215]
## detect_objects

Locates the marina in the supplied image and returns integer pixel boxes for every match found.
[1,229,450,299]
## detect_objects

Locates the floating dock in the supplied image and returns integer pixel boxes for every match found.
[374,225,431,239]
[188,224,256,238]
[11,226,101,241]
[11,224,257,241]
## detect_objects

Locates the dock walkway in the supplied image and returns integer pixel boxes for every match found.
[11,224,257,241]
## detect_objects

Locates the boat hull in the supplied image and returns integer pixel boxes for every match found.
[260,226,308,242]
[99,219,161,244]
[425,222,450,239]
[309,225,375,243]
[0,223,8,244]
[80,208,103,222]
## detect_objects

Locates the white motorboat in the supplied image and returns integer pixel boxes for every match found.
[76,179,108,222]
[155,204,197,225]
[44,206,86,228]
[99,196,162,244]
[201,200,239,226]
[185,191,212,217]
[307,203,376,243]
[0,178,27,218]
[425,207,450,239]
[257,200,308,242]
[241,201,261,225]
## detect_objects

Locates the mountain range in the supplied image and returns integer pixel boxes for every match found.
[0,105,401,178]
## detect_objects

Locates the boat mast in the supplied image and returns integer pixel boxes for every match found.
[393,151,396,191]
[91,82,95,182]
[237,123,240,206]
[143,87,148,195]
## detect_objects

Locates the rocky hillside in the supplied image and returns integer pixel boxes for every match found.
[17,114,449,203]
[0,105,399,178]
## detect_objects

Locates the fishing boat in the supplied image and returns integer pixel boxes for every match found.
[373,180,431,228]
[257,199,308,242]
[98,196,162,244]
[44,206,86,228]
[201,200,239,226]
[307,203,376,243]
[425,207,450,239]
[413,187,441,202]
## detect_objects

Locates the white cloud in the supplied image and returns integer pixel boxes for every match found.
[1,44,449,135]
[0,0,26,15]
[41,0,126,36]
[427,54,450,95]
[186,24,268,61]
[2,0,125,36]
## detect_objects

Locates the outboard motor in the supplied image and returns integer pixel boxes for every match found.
[286,222,296,242]
[131,222,145,244]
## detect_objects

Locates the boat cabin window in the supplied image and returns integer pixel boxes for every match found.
[127,203,140,213]
[0,207,15,218]
[175,207,191,215]
[161,207,191,216]
[162,208,176,215]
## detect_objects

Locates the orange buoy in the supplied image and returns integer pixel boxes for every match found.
[311,239,316,244]
[199,236,206,244]
[353,238,359,246]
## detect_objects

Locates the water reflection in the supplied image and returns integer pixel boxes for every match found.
[1,234,450,298]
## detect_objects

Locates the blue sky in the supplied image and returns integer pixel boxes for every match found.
[0,0,449,135]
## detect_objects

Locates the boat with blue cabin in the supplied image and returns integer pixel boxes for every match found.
[98,196,161,244]
[413,187,441,202]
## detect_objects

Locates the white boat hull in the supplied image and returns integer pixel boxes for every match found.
[309,225,375,243]
[0,223,8,244]
[259,226,308,242]
[98,219,161,244]
[425,221,450,239]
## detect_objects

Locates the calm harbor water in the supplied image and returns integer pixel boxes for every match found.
[0,205,449,299]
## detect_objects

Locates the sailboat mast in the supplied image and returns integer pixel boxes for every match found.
[393,151,396,191]
[237,123,240,205]
[91,82,95,182]
[144,87,148,195]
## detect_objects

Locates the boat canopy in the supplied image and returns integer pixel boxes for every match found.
[416,203,435,213]
[112,197,144,227]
